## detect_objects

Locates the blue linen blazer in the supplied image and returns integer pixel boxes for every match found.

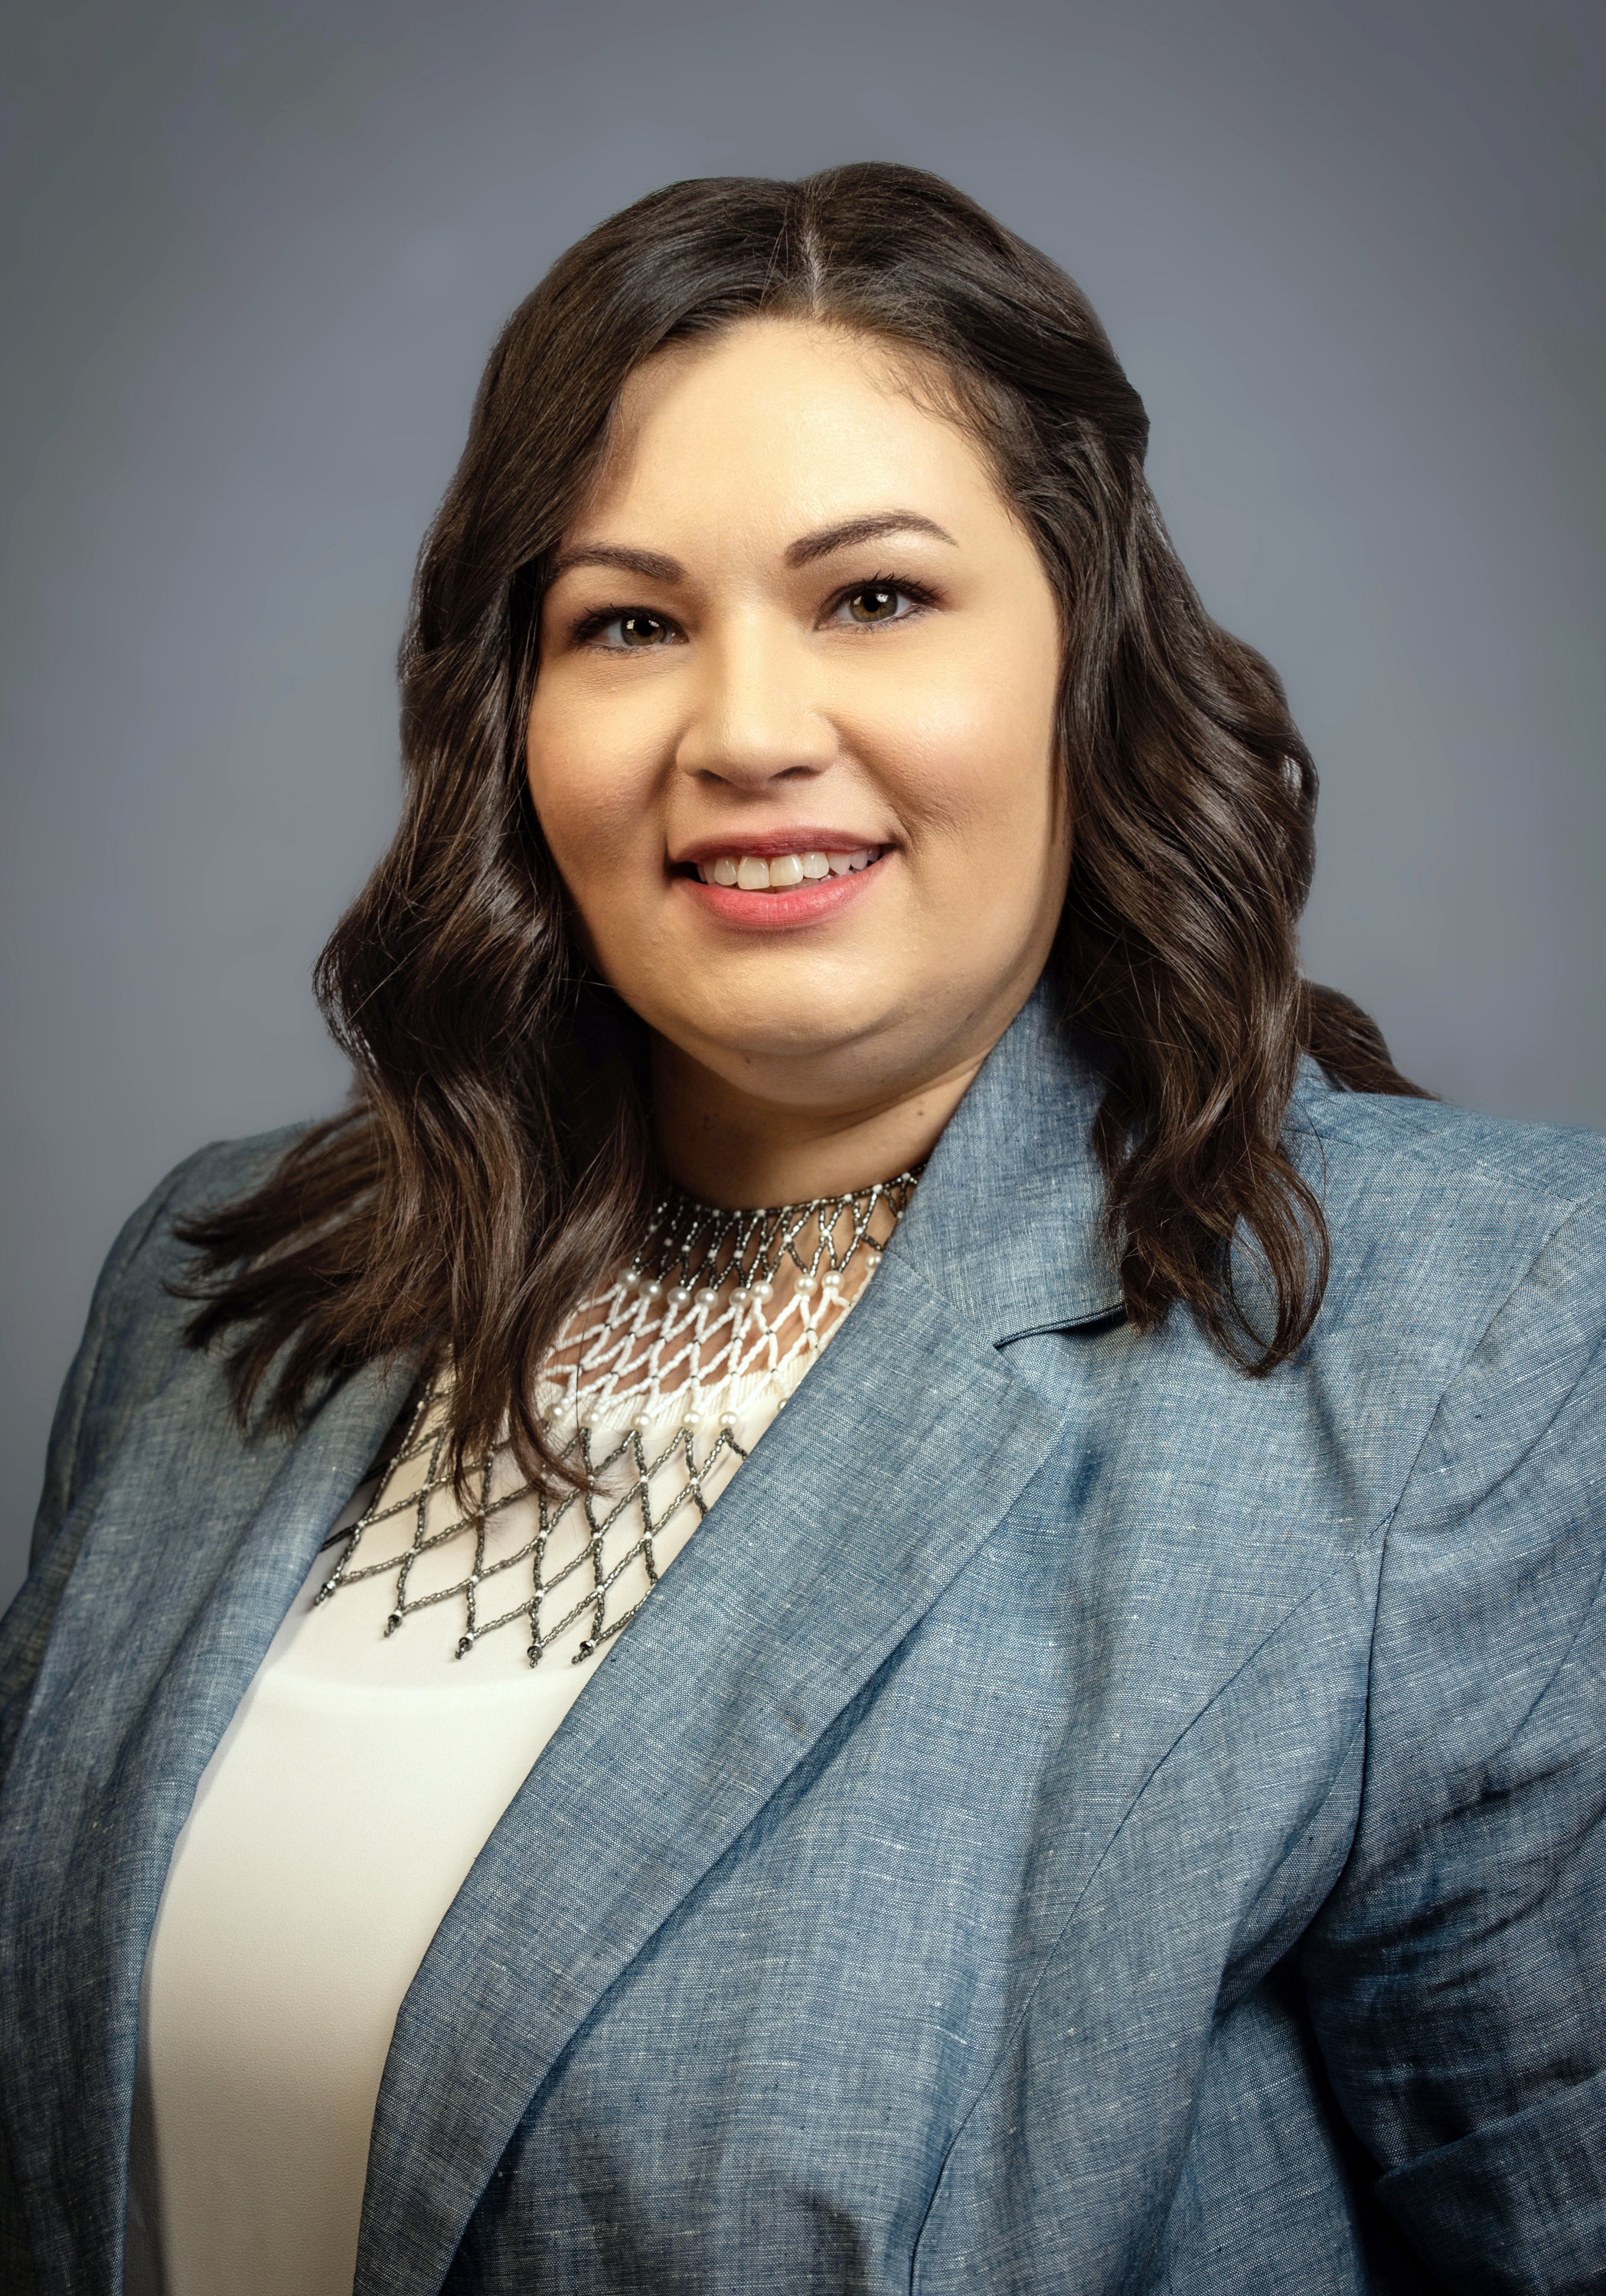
[2,987,1604,2296]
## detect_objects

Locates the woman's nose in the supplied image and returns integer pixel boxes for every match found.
[674,617,837,787]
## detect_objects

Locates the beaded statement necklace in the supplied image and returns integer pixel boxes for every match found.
[314,1169,919,1668]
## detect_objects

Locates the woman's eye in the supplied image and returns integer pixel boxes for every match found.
[839,585,912,626]
[612,612,672,648]
[578,609,674,649]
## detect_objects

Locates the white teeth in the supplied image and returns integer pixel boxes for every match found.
[697,846,879,889]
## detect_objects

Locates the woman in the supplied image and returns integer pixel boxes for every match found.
[2,163,1601,2296]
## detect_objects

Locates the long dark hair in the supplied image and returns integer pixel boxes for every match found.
[179,162,1425,1485]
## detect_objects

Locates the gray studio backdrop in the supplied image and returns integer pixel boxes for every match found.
[3,0,1602,1607]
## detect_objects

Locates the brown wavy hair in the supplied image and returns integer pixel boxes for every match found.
[179,161,1426,1485]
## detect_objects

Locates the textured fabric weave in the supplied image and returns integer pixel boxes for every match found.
[2,980,1604,2295]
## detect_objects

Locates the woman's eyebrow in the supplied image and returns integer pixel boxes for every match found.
[785,511,958,566]
[547,543,685,583]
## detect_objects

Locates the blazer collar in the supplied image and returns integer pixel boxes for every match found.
[887,974,1125,1342]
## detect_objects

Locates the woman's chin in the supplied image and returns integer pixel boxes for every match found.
[648,996,905,1091]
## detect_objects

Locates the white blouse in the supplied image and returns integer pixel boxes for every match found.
[125,1364,802,2296]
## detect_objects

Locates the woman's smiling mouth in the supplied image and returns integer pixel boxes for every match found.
[693,846,880,889]
[671,840,893,928]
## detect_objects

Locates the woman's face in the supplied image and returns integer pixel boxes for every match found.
[527,317,1069,1166]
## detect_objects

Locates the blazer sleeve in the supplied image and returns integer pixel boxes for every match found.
[1299,1198,1606,2294]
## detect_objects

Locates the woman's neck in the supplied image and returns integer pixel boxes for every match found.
[649,1039,988,1209]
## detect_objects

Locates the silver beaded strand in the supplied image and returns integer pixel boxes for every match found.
[315,1169,919,1666]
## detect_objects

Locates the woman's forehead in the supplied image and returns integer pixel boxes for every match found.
[564,318,1004,562]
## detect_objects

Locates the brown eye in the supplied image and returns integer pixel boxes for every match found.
[846,586,903,625]
[617,612,670,647]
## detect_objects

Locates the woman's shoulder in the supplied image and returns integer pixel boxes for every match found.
[93,1121,314,1330]
[1292,1066,1606,1324]
[1284,1068,1606,1462]
[1294,1061,1606,1225]
[30,1125,314,1567]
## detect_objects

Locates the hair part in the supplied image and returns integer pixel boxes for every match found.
[178,161,1427,1486]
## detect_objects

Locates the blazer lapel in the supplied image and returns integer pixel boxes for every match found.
[0,1343,416,2296]
[357,984,1124,2294]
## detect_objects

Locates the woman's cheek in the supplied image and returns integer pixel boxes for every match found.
[531,743,655,896]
